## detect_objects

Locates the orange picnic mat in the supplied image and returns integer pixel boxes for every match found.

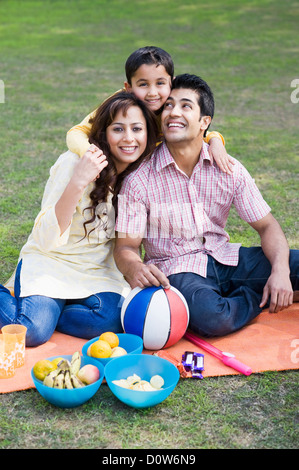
[1,304,298,394]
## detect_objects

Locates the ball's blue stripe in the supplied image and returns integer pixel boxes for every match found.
[123,286,162,337]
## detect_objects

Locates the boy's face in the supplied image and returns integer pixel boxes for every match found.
[125,64,172,113]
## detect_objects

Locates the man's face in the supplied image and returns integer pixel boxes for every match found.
[161,88,209,144]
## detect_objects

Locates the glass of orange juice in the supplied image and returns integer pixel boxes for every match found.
[0,332,16,379]
[1,324,27,368]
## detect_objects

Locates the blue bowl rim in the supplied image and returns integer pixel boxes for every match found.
[82,333,143,360]
[104,353,180,393]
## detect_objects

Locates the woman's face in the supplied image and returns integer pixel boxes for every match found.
[106,105,147,174]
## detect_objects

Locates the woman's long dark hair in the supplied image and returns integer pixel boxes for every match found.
[83,91,159,238]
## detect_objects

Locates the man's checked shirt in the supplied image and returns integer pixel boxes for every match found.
[115,141,271,278]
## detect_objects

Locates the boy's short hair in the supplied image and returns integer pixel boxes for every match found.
[172,73,214,121]
[125,46,174,84]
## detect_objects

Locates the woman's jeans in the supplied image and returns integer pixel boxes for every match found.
[0,262,124,347]
[168,247,299,337]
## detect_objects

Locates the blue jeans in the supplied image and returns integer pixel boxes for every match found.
[168,247,299,337]
[0,262,124,347]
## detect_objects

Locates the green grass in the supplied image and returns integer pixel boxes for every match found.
[0,372,298,449]
[0,0,298,450]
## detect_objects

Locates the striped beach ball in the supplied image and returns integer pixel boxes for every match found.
[121,286,189,350]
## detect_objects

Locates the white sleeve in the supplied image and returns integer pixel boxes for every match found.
[32,151,79,251]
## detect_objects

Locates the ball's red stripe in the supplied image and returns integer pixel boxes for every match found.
[163,288,189,348]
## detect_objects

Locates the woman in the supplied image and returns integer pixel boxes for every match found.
[0,92,159,346]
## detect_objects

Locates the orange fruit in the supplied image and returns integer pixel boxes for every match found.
[33,359,56,381]
[51,357,65,368]
[90,339,112,358]
[99,332,119,349]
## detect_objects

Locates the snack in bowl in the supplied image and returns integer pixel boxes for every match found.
[99,331,119,348]
[104,354,180,409]
[77,364,100,385]
[33,351,99,389]
[33,359,56,381]
[112,373,164,391]
[31,353,105,408]
[110,346,127,357]
[51,357,65,368]
[87,332,127,359]
[82,333,143,366]
[90,339,112,359]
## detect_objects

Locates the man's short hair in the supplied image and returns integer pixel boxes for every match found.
[125,46,174,84]
[172,73,215,122]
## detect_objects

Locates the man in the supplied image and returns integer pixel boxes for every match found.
[114,73,299,337]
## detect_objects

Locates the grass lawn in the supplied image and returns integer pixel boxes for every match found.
[0,0,298,450]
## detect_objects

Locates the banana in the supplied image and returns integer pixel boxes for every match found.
[43,369,60,387]
[64,370,74,389]
[40,352,86,390]
[57,359,71,371]
[71,374,85,388]
[70,351,81,375]
[53,371,65,389]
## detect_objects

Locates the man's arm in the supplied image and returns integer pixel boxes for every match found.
[249,213,293,313]
[114,233,170,290]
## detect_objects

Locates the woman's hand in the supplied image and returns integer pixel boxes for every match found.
[72,144,109,189]
[55,145,108,235]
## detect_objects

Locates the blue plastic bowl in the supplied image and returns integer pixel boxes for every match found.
[31,355,105,408]
[82,333,143,367]
[104,354,180,409]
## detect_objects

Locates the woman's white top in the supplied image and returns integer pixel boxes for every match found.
[5,151,130,299]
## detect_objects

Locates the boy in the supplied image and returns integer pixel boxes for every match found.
[66,46,233,173]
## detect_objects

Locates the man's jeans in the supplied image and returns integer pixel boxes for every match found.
[0,262,124,347]
[168,247,299,337]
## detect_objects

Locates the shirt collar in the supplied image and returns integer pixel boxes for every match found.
[154,141,212,173]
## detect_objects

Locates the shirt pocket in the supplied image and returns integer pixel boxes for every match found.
[168,202,206,243]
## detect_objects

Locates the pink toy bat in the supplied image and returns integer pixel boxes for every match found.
[184,331,252,376]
